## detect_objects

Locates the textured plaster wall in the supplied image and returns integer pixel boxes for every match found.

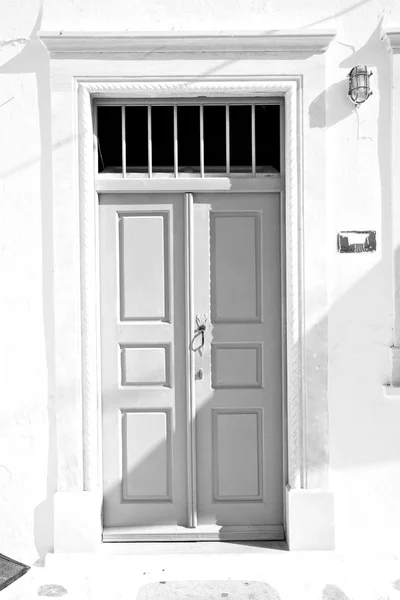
[1,0,400,562]
[0,3,55,565]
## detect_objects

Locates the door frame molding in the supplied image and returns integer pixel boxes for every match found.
[39,31,335,551]
[78,78,303,492]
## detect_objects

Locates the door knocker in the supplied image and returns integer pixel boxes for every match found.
[194,314,207,356]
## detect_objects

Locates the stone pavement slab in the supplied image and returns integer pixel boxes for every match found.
[1,544,400,600]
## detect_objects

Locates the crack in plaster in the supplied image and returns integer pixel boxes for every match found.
[0,97,14,108]
[0,465,12,484]
[0,38,28,49]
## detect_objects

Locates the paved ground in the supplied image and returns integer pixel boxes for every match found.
[2,543,400,600]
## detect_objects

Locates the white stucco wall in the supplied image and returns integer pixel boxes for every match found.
[1,0,400,562]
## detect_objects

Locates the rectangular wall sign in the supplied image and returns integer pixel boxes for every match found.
[337,230,376,253]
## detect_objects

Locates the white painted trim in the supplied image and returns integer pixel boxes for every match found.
[385,29,400,52]
[382,385,400,401]
[54,491,102,552]
[385,30,400,383]
[76,78,304,497]
[184,193,197,528]
[78,84,99,493]
[285,486,334,550]
[103,524,284,542]
[95,178,284,193]
[38,30,335,56]
[95,97,284,106]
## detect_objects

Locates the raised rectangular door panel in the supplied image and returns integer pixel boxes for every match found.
[120,213,169,321]
[213,409,263,501]
[120,345,170,387]
[211,212,262,322]
[122,410,172,500]
[211,343,263,388]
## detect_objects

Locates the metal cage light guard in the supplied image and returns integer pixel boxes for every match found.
[348,65,373,105]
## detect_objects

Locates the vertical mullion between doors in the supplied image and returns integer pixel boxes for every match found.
[147,106,152,178]
[226,105,230,176]
[251,103,256,176]
[184,192,197,528]
[174,105,178,178]
[200,105,205,178]
[121,105,126,178]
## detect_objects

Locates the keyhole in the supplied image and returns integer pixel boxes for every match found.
[195,369,204,380]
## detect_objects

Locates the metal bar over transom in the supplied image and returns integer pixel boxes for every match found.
[96,99,283,179]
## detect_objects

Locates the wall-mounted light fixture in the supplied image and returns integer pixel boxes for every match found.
[347,66,373,105]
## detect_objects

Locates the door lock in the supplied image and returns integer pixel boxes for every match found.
[195,368,204,381]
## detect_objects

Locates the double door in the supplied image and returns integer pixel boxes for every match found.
[100,192,283,541]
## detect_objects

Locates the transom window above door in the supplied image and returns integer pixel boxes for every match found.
[96,99,282,178]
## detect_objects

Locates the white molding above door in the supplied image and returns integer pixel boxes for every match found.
[39,30,335,56]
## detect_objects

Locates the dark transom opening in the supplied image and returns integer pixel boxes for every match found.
[97,101,281,177]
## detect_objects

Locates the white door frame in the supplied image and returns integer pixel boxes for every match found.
[81,81,298,488]
[39,31,336,551]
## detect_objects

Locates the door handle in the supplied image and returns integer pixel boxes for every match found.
[198,323,206,352]
[194,314,207,356]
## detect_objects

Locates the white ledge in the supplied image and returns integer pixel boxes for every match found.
[384,29,400,52]
[382,385,400,400]
[37,30,336,56]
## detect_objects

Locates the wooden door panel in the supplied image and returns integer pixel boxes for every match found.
[100,194,187,529]
[194,193,283,528]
